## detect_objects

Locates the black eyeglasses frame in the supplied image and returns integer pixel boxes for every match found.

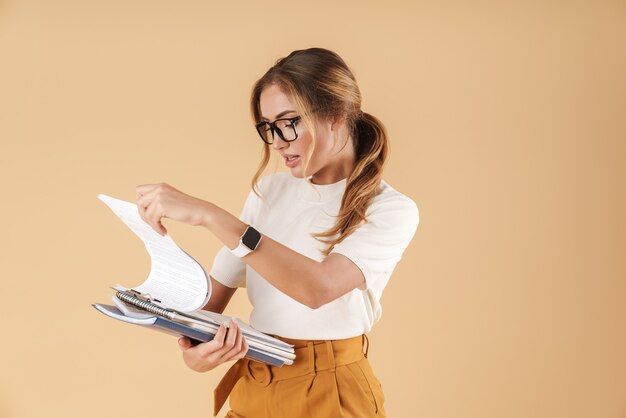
[255,116,302,144]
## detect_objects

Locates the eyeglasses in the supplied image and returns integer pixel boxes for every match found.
[255,116,302,144]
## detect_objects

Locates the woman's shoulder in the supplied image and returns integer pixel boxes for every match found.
[368,180,419,222]
[376,180,418,207]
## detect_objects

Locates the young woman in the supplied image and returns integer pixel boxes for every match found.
[135,47,419,418]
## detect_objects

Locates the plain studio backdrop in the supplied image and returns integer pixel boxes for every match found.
[1,1,625,417]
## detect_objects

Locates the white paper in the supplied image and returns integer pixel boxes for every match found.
[98,194,211,312]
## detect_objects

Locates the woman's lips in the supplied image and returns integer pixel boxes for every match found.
[284,155,300,168]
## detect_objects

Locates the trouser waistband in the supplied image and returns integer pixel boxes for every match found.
[213,334,369,416]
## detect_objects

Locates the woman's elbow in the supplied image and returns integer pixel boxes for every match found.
[302,283,336,310]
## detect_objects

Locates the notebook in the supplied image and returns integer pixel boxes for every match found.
[92,194,294,367]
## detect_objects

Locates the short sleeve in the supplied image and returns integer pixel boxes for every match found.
[330,193,419,292]
[209,187,261,288]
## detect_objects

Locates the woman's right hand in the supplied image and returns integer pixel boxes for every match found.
[178,320,248,372]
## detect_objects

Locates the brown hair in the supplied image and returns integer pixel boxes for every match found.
[250,47,388,256]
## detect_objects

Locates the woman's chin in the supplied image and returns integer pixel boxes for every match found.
[288,167,305,178]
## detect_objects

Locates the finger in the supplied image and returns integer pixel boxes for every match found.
[136,184,161,197]
[219,324,243,361]
[196,323,227,358]
[210,321,238,359]
[145,203,167,236]
[214,321,241,360]
[233,336,249,360]
[136,187,160,215]
[214,322,228,343]
[178,337,192,351]
[231,322,244,353]
[224,320,239,350]
[136,184,164,209]
[136,186,160,224]
[136,186,169,236]
[220,325,246,362]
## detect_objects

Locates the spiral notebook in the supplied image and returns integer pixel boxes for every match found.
[93,288,295,366]
[92,194,295,367]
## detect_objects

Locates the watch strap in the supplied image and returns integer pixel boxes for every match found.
[230,242,253,258]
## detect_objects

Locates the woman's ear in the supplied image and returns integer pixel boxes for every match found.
[314,115,334,135]
[330,114,348,132]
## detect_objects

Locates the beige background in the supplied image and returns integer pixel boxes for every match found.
[1,1,625,417]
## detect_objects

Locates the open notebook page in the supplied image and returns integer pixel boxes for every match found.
[98,194,210,312]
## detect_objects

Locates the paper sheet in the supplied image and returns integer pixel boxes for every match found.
[98,194,211,312]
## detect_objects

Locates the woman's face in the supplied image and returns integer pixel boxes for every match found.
[258,84,354,184]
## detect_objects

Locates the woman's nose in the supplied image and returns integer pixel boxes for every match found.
[271,136,288,150]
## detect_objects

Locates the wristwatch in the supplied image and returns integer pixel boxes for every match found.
[230,225,262,258]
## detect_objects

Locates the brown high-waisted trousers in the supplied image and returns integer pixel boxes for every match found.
[213,334,386,418]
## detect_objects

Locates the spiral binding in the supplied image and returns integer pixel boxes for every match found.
[115,290,174,320]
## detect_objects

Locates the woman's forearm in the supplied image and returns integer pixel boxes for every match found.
[199,200,344,309]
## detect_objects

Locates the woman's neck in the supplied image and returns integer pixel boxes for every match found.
[310,135,357,185]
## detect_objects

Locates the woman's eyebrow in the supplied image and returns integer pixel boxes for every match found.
[260,110,297,121]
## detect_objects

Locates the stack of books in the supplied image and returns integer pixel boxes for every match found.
[92,194,295,367]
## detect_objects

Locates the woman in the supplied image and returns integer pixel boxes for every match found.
[135,47,419,418]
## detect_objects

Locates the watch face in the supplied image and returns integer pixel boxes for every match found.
[242,226,262,250]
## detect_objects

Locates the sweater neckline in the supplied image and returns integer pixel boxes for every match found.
[298,176,347,203]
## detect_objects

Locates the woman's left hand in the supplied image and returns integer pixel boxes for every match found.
[135,182,210,236]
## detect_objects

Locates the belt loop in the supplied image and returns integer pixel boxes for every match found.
[362,334,370,358]
[307,341,315,375]
[325,341,336,372]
